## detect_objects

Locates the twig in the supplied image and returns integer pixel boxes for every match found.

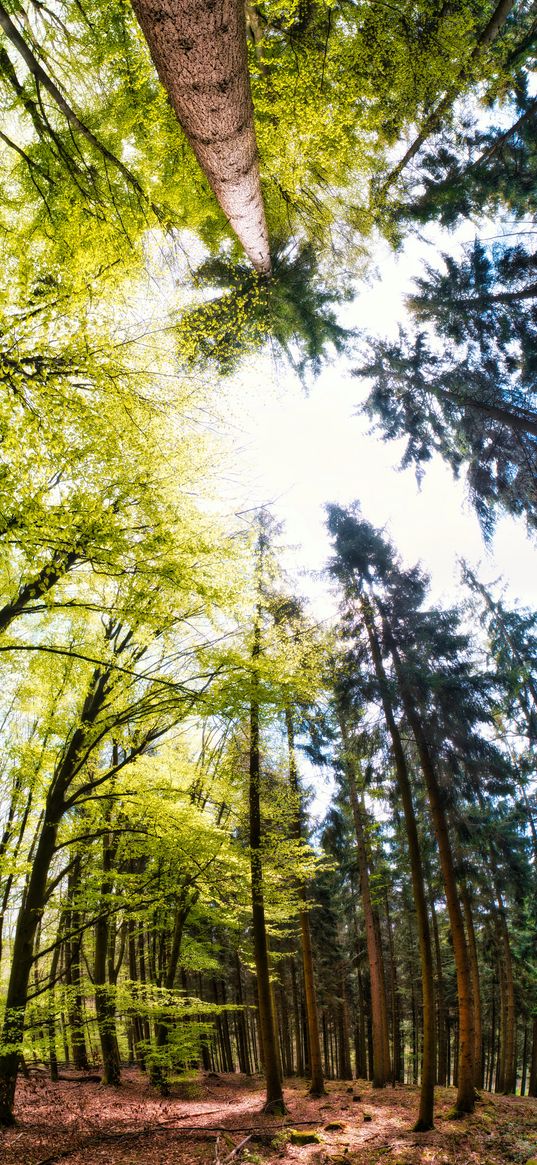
[34,1119,318,1164]
[225,1133,253,1160]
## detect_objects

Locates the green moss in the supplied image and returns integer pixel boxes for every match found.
[289,1129,322,1145]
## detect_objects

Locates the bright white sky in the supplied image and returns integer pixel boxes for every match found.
[216,229,537,620]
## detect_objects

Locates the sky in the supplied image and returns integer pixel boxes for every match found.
[216,229,537,621]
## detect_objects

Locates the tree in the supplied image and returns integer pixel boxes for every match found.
[177,241,353,379]
[357,319,537,537]
[131,0,271,273]
[327,504,479,1115]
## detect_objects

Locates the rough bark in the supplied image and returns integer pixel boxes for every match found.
[131,0,271,273]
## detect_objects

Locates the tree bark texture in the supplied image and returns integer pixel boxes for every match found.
[131,0,271,273]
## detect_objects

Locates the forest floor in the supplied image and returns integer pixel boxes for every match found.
[1,1068,536,1165]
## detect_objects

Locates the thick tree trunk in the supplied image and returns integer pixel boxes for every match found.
[131,0,271,273]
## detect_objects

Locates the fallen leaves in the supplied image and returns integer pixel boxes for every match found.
[0,1069,536,1165]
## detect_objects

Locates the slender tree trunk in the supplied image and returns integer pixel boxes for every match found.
[429,890,447,1086]
[65,856,89,1072]
[381,609,475,1115]
[360,601,436,1127]
[460,880,483,1088]
[290,957,304,1077]
[249,610,285,1114]
[338,712,391,1089]
[285,706,325,1097]
[234,953,252,1075]
[94,832,121,1087]
[130,0,271,273]
[385,892,402,1084]
[528,1017,537,1097]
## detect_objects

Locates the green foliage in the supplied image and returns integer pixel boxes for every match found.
[176,242,353,379]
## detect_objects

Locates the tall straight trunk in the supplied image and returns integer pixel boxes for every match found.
[131,0,271,273]
[521,1022,529,1095]
[381,609,475,1115]
[460,880,483,1088]
[429,889,447,1086]
[233,952,252,1075]
[528,1017,537,1096]
[249,611,285,1114]
[46,929,63,1082]
[337,963,353,1079]
[360,600,436,1128]
[356,966,368,1078]
[285,707,325,1097]
[384,893,401,1083]
[290,957,304,1076]
[338,712,391,1089]
[65,856,89,1071]
[94,831,121,1087]
[127,921,147,1071]
[494,897,516,1093]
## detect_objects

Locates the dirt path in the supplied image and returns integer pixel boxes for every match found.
[1,1070,536,1165]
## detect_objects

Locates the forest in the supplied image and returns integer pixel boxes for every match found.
[0,1,536,1163]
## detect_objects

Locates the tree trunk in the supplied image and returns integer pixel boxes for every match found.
[429,889,447,1086]
[131,0,271,273]
[382,611,475,1115]
[285,706,326,1097]
[234,952,252,1075]
[528,1016,537,1097]
[339,720,391,1089]
[360,600,436,1127]
[460,879,483,1088]
[65,856,90,1071]
[94,832,121,1087]
[249,611,285,1114]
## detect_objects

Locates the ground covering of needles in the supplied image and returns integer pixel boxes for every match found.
[1,1069,536,1165]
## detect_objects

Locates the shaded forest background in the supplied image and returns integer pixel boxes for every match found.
[0,0,536,1151]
